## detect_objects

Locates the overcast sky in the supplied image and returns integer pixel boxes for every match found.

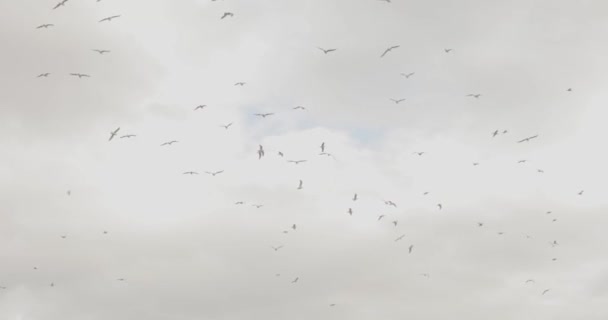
[1,0,608,319]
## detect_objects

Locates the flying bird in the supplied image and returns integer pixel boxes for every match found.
[380,45,400,58]
[221,12,234,19]
[292,277,299,283]
[183,171,199,175]
[467,94,481,98]
[518,160,527,163]
[526,279,535,284]
[258,145,265,159]
[117,278,126,281]
[444,48,453,53]
[271,246,283,251]
[317,47,337,54]
[353,193,358,201]
[66,190,71,196]
[37,73,51,77]
[234,82,246,86]
[252,204,264,208]
[395,234,406,242]
[385,200,397,207]
[492,130,499,137]
[205,170,224,176]
[477,222,483,227]
[278,151,284,157]
[320,142,325,152]
[108,127,120,141]
[36,24,54,29]
[287,160,307,164]
[578,190,584,195]
[400,72,415,78]
[292,224,296,230]
[567,88,572,92]
[408,245,414,254]
[234,201,245,205]
[378,215,385,221]
[70,73,90,78]
[542,289,550,295]
[392,220,398,227]
[437,203,442,210]
[92,49,110,54]
[99,15,121,23]
[52,0,68,10]
[473,162,479,166]
[391,98,406,104]
[412,152,425,156]
[297,180,303,190]
[517,135,538,143]
[120,134,136,139]
[537,169,544,173]
[194,105,206,110]
[254,113,274,118]
[293,106,306,110]
[220,122,233,129]
[348,208,353,216]
[161,140,178,146]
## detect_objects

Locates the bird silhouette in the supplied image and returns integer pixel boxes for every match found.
[221,12,234,19]
[412,152,425,156]
[293,106,306,110]
[36,24,54,29]
[271,246,283,251]
[353,193,358,201]
[234,82,246,86]
[400,72,415,78]
[108,127,120,141]
[37,73,51,77]
[395,234,406,241]
[183,171,199,175]
[320,142,325,153]
[437,203,442,210]
[292,277,299,283]
[578,190,584,195]
[542,289,550,295]
[467,94,481,98]
[380,45,400,58]
[205,170,224,176]
[378,215,385,221]
[408,245,414,254]
[70,73,90,78]
[444,48,453,53]
[384,200,397,207]
[297,180,303,190]
[92,49,110,54]
[194,105,206,110]
[317,47,337,54]
[392,220,398,227]
[258,145,265,159]
[161,140,178,146]
[348,208,353,216]
[517,135,538,143]
[390,98,406,104]
[120,134,136,139]
[254,113,274,118]
[220,122,233,129]
[52,0,68,10]
[99,15,121,23]
[288,160,307,164]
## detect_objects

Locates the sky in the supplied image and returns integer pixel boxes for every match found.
[1,0,608,319]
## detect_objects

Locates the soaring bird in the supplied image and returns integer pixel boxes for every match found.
[444,48,453,53]
[66,190,71,196]
[320,142,325,153]
[297,180,303,190]
[70,73,90,78]
[385,200,397,207]
[60,235,67,239]
[392,220,398,227]
[183,171,199,175]
[518,160,527,163]
[234,82,246,86]
[567,88,572,92]
[317,47,337,54]
[252,204,264,209]
[578,190,584,195]
[92,49,110,54]
[108,127,120,141]
[478,222,483,227]
[220,122,233,129]
[194,105,206,110]
[423,191,429,195]
[221,12,234,19]
[348,208,353,216]
[526,279,535,284]
[467,94,481,98]
[271,246,283,252]
[492,130,499,137]
[254,113,274,118]
[437,203,442,210]
[288,160,307,164]
[292,277,299,283]
[120,134,136,139]
[378,215,385,221]
[390,98,405,104]
[412,152,425,156]
[99,15,121,23]
[473,162,479,166]
[537,169,544,173]
[278,151,284,157]
[542,289,550,295]
[37,73,51,77]
[258,145,265,159]
[205,170,224,176]
[161,140,178,146]
[53,0,68,10]
[234,201,245,205]
[400,72,415,79]
[293,106,306,110]
[408,245,414,254]
[380,45,400,58]
[292,224,296,230]
[353,193,358,201]
[517,135,538,143]
[36,24,54,29]
[395,234,406,242]
[117,278,126,282]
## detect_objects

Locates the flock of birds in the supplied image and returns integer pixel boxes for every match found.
[5,0,589,314]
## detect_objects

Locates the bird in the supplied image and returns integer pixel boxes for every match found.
[378,0,392,3]
[467,94,481,98]
[518,160,527,163]
[578,190,584,195]
[392,220,398,227]
[444,48,453,53]
[194,105,206,110]
[320,142,325,153]
[60,235,67,239]
[517,135,538,143]
[550,240,559,247]
[412,152,425,156]
[473,162,479,166]
[292,277,299,283]
[420,273,430,278]
[380,45,400,58]
[70,73,90,78]
[103,231,108,234]
[183,171,198,175]
[254,113,274,118]
[390,98,406,104]
[161,140,178,146]
[120,134,136,139]
[36,24,54,29]
[292,224,296,230]
[348,208,353,216]
[257,145,265,159]
[108,127,120,141]
[37,73,51,78]
[378,215,385,221]
[492,130,499,137]
[50,282,55,287]
[52,0,68,10]
[437,204,442,210]
[567,88,572,92]
[252,204,264,209]
[408,245,414,254]
[297,180,303,190]
[221,12,234,19]
[401,72,415,79]
[33,267,38,270]
[92,49,110,54]
[99,15,121,23]
[423,191,429,195]
[220,122,233,129]
[117,278,126,282]
[542,289,550,295]
[317,47,337,54]
[271,246,283,251]
[526,279,535,284]
[329,304,336,307]
[395,234,406,242]
[477,222,483,227]
[353,193,358,201]
[537,169,544,173]
[278,151,284,157]
[234,201,245,205]
[288,160,307,164]
[385,200,397,207]
[205,170,224,176]
[293,106,306,110]
[234,82,246,86]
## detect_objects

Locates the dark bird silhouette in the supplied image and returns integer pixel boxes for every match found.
[252,204,264,208]
[37,73,51,77]
[53,0,68,10]
[92,49,110,54]
[478,222,483,227]
[183,171,199,175]
[317,47,337,54]
[567,88,572,92]
[473,162,479,166]
[271,246,283,252]
[401,72,415,79]
[492,130,499,137]
[526,279,535,284]
[161,140,178,146]
[320,142,325,153]
[292,224,296,230]
[99,15,121,23]
[437,203,442,210]
[444,48,453,53]
[221,12,234,19]
[278,151,284,157]
[70,73,90,78]
[36,24,54,29]
[117,278,126,281]
[194,105,206,110]
[542,289,550,295]
[258,145,265,159]
[408,245,414,254]
[293,106,306,110]
[380,45,400,58]
[120,134,136,139]
[392,220,398,227]
[66,190,71,196]
[378,215,385,221]
[234,82,246,86]
[287,160,307,164]
[348,208,353,216]
[390,98,405,104]
[353,193,358,201]
[60,235,67,239]
[537,169,544,173]
[108,127,120,141]
[297,180,303,190]
[412,152,425,156]
[234,201,245,205]
[395,234,406,242]
[385,200,397,207]
[205,170,224,176]
[254,113,274,118]
[467,94,481,98]
[292,277,299,283]
[578,190,584,195]
[518,160,527,163]
[517,135,538,143]
[220,122,233,129]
